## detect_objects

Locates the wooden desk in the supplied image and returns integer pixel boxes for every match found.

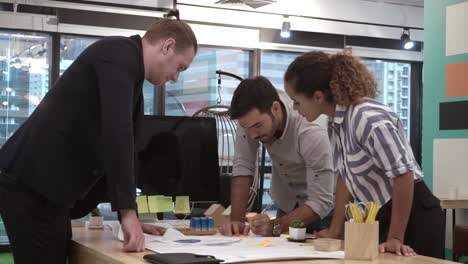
[439,195,468,229]
[439,196,468,210]
[70,227,456,264]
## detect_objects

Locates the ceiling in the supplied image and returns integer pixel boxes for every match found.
[374,0,424,7]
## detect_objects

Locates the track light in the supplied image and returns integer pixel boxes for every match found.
[280,16,290,38]
[401,28,414,50]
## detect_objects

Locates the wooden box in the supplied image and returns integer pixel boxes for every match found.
[344,221,379,260]
[204,203,226,227]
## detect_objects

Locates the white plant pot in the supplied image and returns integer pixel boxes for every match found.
[289,227,306,240]
[89,216,104,227]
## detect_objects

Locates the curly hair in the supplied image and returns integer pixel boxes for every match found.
[284,51,377,106]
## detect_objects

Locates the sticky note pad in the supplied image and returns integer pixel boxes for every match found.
[255,239,272,247]
[174,196,190,214]
[149,196,173,212]
[160,196,174,212]
[136,196,149,213]
[147,195,162,213]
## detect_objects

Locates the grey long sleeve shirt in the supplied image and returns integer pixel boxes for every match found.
[232,103,335,219]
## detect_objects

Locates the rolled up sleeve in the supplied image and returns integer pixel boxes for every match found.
[362,121,414,179]
[298,127,335,219]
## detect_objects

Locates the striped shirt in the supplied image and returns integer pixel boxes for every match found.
[328,98,423,206]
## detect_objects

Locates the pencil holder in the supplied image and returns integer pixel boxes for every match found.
[344,221,379,260]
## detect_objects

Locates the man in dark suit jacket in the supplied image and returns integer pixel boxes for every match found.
[0,18,197,264]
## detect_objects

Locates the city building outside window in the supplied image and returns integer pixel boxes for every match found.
[60,35,155,115]
[0,30,52,145]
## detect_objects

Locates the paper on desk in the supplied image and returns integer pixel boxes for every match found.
[116,224,175,244]
[149,232,240,246]
[163,228,185,240]
[145,236,344,263]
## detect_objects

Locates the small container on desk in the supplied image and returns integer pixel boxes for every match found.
[344,221,379,260]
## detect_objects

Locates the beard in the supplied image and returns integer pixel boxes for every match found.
[257,114,279,144]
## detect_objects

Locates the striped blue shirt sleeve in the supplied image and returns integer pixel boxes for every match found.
[362,121,415,178]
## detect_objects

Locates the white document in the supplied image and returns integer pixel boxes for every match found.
[114,222,344,263]
[145,236,344,263]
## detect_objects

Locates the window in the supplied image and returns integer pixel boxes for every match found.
[0,30,52,145]
[403,66,409,76]
[402,77,409,86]
[259,50,301,213]
[60,35,98,74]
[365,59,411,139]
[260,51,300,91]
[165,47,250,116]
[402,89,409,97]
[402,98,409,107]
[60,35,155,114]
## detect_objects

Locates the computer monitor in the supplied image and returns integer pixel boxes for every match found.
[136,115,220,203]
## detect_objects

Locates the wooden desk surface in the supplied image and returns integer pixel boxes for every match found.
[438,195,468,209]
[70,227,456,264]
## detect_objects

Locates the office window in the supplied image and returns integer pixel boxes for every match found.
[365,60,411,139]
[260,51,300,91]
[0,30,52,145]
[60,35,155,114]
[402,78,409,86]
[403,66,409,76]
[259,51,301,213]
[165,47,250,116]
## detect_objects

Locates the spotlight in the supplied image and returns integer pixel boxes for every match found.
[280,20,291,38]
[401,28,414,50]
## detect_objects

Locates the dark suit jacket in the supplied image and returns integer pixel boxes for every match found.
[0,35,145,211]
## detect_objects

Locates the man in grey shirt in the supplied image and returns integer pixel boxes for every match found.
[220,76,335,237]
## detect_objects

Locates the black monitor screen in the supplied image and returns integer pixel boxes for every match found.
[136,115,220,202]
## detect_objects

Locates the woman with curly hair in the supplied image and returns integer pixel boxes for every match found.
[284,51,444,258]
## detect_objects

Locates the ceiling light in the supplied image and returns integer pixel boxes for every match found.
[401,28,414,50]
[280,19,291,38]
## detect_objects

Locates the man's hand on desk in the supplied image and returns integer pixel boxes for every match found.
[248,214,273,236]
[141,223,166,236]
[120,209,145,252]
[219,220,250,236]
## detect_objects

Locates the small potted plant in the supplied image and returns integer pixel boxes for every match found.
[88,207,104,228]
[289,219,306,241]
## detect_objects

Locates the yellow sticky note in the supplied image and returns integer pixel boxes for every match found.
[161,196,174,212]
[174,196,190,214]
[147,195,163,213]
[255,239,272,247]
[147,195,173,213]
[136,196,149,213]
